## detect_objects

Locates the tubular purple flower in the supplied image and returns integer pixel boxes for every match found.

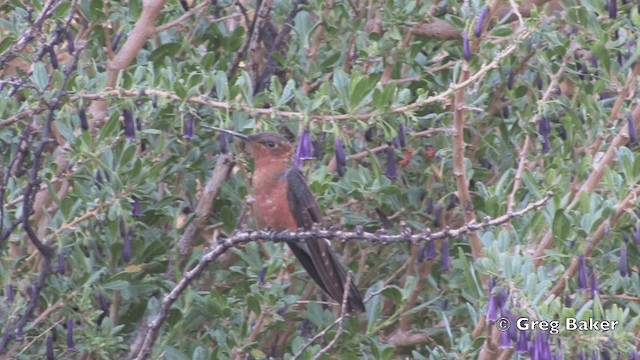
[425,197,434,215]
[122,108,136,140]
[434,204,443,227]
[486,292,498,322]
[258,266,267,284]
[46,334,54,360]
[620,247,628,277]
[375,207,393,229]
[294,130,314,167]
[219,131,228,154]
[111,33,122,52]
[398,124,407,148]
[440,239,451,272]
[131,197,143,217]
[183,114,195,140]
[78,107,88,131]
[462,31,472,61]
[577,255,588,289]
[385,147,397,179]
[629,350,639,360]
[535,73,543,90]
[501,96,510,118]
[6,284,14,303]
[578,351,586,360]
[500,327,512,349]
[424,239,436,260]
[517,329,528,353]
[609,0,617,18]
[508,71,515,89]
[628,114,637,144]
[475,6,488,38]
[335,138,347,176]
[539,117,551,137]
[66,318,75,350]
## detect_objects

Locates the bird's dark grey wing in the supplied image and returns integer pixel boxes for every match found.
[284,167,365,312]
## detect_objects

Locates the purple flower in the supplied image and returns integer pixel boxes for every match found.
[486,291,498,322]
[517,329,528,353]
[122,108,136,140]
[78,107,88,131]
[539,117,551,137]
[335,139,347,176]
[397,124,407,148]
[424,240,436,260]
[500,327,512,349]
[609,0,617,18]
[131,197,143,217]
[629,350,639,360]
[577,255,588,290]
[620,247,628,277]
[111,32,122,52]
[433,204,443,228]
[375,207,393,229]
[462,31,471,61]
[6,284,14,303]
[590,270,599,298]
[294,130,314,167]
[564,292,572,307]
[440,239,450,272]
[425,197,434,214]
[46,334,54,360]
[258,266,267,284]
[183,114,195,140]
[385,147,397,179]
[474,6,488,38]
[508,71,515,89]
[501,96,510,118]
[66,318,75,350]
[635,223,640,248]
[219,131,228,154]
[628,114,637,145]
[94,169,103,188]
[535,73,543,90]
[578,351,586,360]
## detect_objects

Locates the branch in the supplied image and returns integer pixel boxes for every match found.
[178,152,235,266]
[127,192,551,359]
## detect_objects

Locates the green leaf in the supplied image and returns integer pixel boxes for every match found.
[552,209,570,242]
[32,62,49,92]
[149,42,182,65]
[0,36,15,54]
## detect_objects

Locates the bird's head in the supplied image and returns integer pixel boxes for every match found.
[202,125,293,165]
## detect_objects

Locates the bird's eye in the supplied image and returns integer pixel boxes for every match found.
[265,141,277,148]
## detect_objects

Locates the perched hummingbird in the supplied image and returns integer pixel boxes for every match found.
[206,126,365,312]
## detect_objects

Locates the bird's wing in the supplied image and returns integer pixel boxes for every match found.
[284,167,365,312]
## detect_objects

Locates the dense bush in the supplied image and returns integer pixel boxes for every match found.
[1,0,639,359]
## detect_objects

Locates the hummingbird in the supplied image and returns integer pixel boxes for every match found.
[205,125,365,312]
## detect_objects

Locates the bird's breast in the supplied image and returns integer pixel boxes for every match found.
[252,168,298,231]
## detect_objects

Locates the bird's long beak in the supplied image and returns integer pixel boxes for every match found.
[201,124,250,141]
